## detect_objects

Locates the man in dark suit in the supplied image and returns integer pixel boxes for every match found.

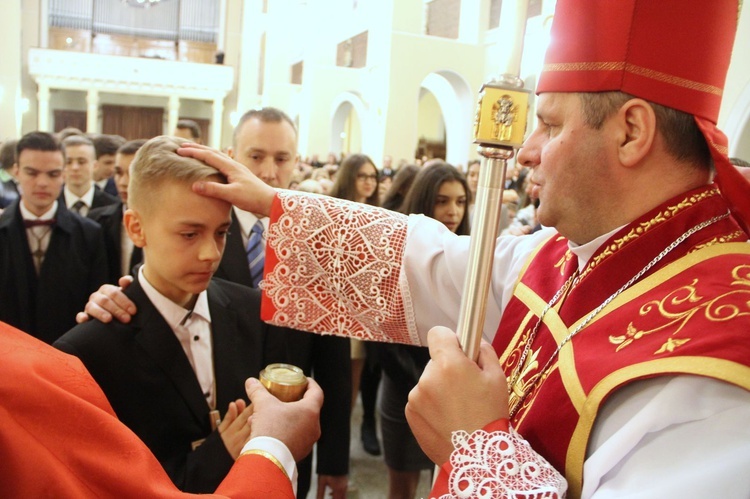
[57,136,307,493]
[59,135,118,216]
[88,139,146,283]
[0,131,108,344]
[219,108,351,499]
[92,134,126,198]
[56,274,291,492]
[84,110,352,499]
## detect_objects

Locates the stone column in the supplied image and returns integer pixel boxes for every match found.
[86,89,99,133]
[211,97,223,148]
[167,94,180,135]
[491,0,529,76]
[37,84,51,132]
[1,0,22,137]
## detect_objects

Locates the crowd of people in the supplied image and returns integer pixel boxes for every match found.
[0,114,533,498]
[2,0,750,497]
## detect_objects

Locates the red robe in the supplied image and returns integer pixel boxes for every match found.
[259,186,750,498]
[0,321,294,498]
[494,185,750,496]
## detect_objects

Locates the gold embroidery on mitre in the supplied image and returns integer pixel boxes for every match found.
[609,264,750,354]
[580,189,720,281]
[542,62,722,96]
[706,136,730,155]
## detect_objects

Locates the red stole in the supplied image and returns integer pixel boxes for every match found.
[493,185,750,497]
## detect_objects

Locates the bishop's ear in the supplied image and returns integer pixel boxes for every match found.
[123,209,146,248]
[614,98,657,168]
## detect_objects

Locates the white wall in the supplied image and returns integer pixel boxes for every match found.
[720,3,750,160]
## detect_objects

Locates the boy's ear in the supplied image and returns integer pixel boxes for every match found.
[123,209,146,248]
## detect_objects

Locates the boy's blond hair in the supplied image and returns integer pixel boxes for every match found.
[128,136,225,212]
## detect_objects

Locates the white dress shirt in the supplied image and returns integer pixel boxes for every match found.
[20,201,57,274]
[138,266,215,408]
[137,266,298,490]
[63,184,96,217]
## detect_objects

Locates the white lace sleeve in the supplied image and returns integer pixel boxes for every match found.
[441,426,567,499]
[261,192,421,345]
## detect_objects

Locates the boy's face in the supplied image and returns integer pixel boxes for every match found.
[114,153,136,203]
[64,144,95,190]
[13,149,65,217]
[125,180,231,308]
[94,153,116,181]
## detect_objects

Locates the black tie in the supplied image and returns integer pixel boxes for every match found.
[72,200,85,214]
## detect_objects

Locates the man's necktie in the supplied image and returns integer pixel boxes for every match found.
[246,220,265,288]
[72,200,85,214]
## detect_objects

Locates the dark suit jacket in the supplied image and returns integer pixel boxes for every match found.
[55,276,289,493]
[214,211,351,498]
[58,185,119,213]
[102,177,119,198]
[88,202,142,283]
[0,200,109,344]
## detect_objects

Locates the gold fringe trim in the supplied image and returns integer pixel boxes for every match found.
[543,61,722,97]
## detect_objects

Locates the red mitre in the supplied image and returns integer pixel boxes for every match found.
[537,0,750,234]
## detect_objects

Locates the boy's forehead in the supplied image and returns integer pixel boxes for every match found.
[65,143,95,158]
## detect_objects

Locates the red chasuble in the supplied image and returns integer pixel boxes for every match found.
[0,321,294,498]
[494,185,750,497]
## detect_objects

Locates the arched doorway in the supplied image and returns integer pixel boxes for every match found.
[330,92,367,157]
[418,71,473,169]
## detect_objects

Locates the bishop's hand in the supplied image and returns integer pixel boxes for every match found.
[405,326,509,466]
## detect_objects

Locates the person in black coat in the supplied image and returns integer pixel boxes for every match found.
[59,135,118,216]
[0,131,108,344]
[57,135,309,493]
[87,139,146,283]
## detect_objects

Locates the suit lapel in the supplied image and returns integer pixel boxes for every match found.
[209,281,266,411]
[219,212,254,287]
[0,203,36,330]
[129,279,210,425]
[108,206,123,250]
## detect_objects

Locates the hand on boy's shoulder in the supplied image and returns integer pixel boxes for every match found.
[76,275,137,325]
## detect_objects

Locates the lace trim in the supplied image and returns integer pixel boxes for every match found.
[440,427,567,499]
[263,192,419,345]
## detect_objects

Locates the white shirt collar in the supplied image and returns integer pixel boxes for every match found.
[568,225,625,272]
[64,184,96,209]
[20,200,57,221]
[138,266,212,327]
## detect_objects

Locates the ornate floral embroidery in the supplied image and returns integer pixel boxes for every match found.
[609,264,750,354]
[440,427,566,499]
[580,188,720,281]
[263,192,419,345]
[689,230,745,252]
